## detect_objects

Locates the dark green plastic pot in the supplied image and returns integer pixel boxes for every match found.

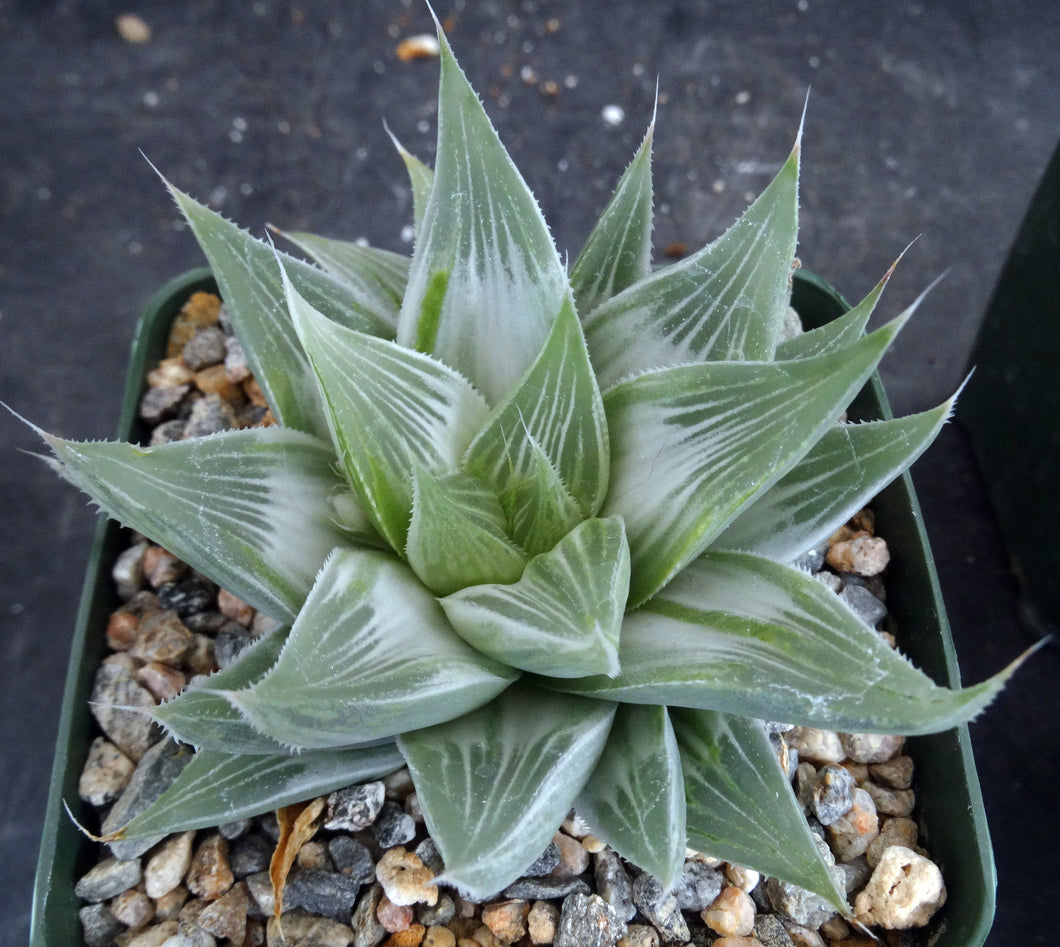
[32,269,994,945]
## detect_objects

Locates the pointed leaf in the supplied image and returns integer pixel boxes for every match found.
[441,516,629,678]
[672,709,847,911]
[389,132,435,233]
[111,743,404,840]
[558,551,1016,735]
[716,399,953,561]
[40,426,351,622]
[584,141,799,388]
[278,228,408,331]
[406,468,526,595]
[284,272,489,553]
[570,120,654,314]
[399,682,615,899]
[577,704,685,886]
[396,29,568,404]
[153,625,291,754]
[604,319,904,607]
[464,295,610,525]
[229,548,518,749]
[168,183,392,434]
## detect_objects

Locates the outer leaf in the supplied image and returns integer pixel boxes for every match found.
[168,183,392,435]
[110,744,404,840]
[672,709,847,912]
[463,295,610,526]
[387,130,435,234]
[277,228,409,331]
[583,140,799,389]
[576,704,685,887]
[153,625,291,754]
[715,398,954,561]
[406,468,526,595]
[440,516,630,678]
[604,319,903,607]
[558,551,1016,735]
[285,272,489,553]
[39,426,351,622]
[229,548,518,749]
[398,682,615,899]
[396,28,568,404]
[569,119,654,315]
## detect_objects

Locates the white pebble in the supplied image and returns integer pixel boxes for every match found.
[854,846,946,929]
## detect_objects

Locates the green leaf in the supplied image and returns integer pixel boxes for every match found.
[558,551,1016,735]
[672,709,847,912]
[153,625,291,754]
[284,272,489,553]
[111,743,404,840]
[229,548,518,749]
[570,119,654,315]
[276,228,409,332]
[603,319,904,607]
[406,468,526,595]
[583,140,799,389]
[440,516,630,678]
[388,130,435,234]
[716,398,954,561]
[463,295,610,540]
[39,426,351,622]
[396,28,568,404]
[576,704,685,887]
[167,182,392,435]
[398,682,615,899]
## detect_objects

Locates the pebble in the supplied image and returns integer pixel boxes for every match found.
[352,883,387,946]
[130,609,194,667]
[126,919,179,945]
[327,781,386,831]
[224,335,250,382]
[183,393,237,438]
[212,624,256,668]
[869,754,914,790]
[752,914,795,947]
[157,577,216,619]
[186,833,234,900]
[415,837,445,875]
[838,584,888,626]
[140,383,190,423]
[554,892,627,947]
[182,325,227,370]
[377,893,414,932]
[136,660,187,701]
[825,788,879,861]
[106,608,141,650]
[155,884,189,921]
[372,801,417,848]
[148,356,196,388]
[423,925,456,947]
[631,872,689,943]
[762,835,840,930]
[75,855,142,903]
[384,924,427,946]
[481,899,530,942]
[151,419,188,445]
[839,733,903,765]
[217,586,256,626]
[112,542,149,599]
[297,839,333,870]
[89,661,159,761]
[504,875,591,900]
[617,924,659,947]
[145,830,195,898]
[80,901,124,946]
[287,866,366,922]
[853,846,946,929]
[593,846,635,919]
[725,865,760,893]
[523,840,561,877]
[702,886,756,937]
[866,817,919,868]
[330,835,377,882]
[827,534,890,576]
[266,908,355,946]
[229,831,273,878]
[786,727,844,765]
[551,831,590,878]
[783,922,826,947]
[418,892,456,928]
[218,817,252,840]
[526,900,560,944]
[143,546,187,587]
[861,782,915,818]
[79,736,135,806]
[811,765,855,826]
[673,858,724,911]
[375,847,439,908]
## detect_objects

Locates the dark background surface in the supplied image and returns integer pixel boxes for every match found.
[2,2,1057,944]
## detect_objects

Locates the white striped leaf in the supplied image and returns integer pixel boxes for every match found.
[398,682,615,899]
[603,319,903,607]
[169,183,392,436]
[576,704,685,886]
[672,709,847,911]
[228,548,518,749]
[278,228,409,331]
[111,743,405,840]
[440,516,629,678]
[153,625,290,754]
[40,426,352,622]
[557,551,1016,735]
[716,398,953,561]
[284,272,490,554]
[463,296,609,536]
[583,141,799,389]
[406,468,526,595]
[396,28,568,405]
[569,119,655,315]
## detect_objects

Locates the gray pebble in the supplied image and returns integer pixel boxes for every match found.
[350,883,386,947]
[329,836,376,884]
[230,833,274,878]
[325,782,385,832]
[554,892,627,947]
[157,577,216,619]
[672,859,723,912]
[812,764,855,826]
[166,923,218,947]
[89,661,160,762]
[183,325,227,370]
[140,384,189,423]
[413,836,445,875]
[594,847,635,920]
[284,867,364,923]
[150,418,187,445]
[503,875,591,900]
[370,801,415,848]
[74,856,142,903]
[631,872,689,943]
[218,817,253,840]
[417,890,456,927]
[183,610,228,634]
[524,839,561,876]
[754,912,796,947]
[213,624,257,669]
[183,393,235,438]
[839,583,887,626]
[79,902,124,947]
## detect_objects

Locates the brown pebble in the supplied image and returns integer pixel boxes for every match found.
[106,610,142,651]
[109,887,154,929]
[193,363,244,401]
[702,886,755,937]
[550,831,589,877]
[197,880,250,942]
[840,732,904,765]
[153,884,188,921]
[527,900,559,944]
[862,782,916,818]
[186,833,233,900]
[869,755,915,790]
[135,661,187,701]
[378,893,415,932]
[147,357,195,388]
[217,587,256,627]
[130,610,193,667]
[242,376,269,408]
[166,292,221,357]
[142,546,186,587]
[827,534,890,576]
[481,900,530,942]
[866,817,920,868]
[145,831,195,899]
[78,737,135,806]
[384,925,427,946]
[423,925,457,947]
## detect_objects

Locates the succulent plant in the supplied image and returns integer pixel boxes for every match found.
[30,22,1019,909]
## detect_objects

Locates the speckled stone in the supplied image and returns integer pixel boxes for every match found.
[136,660,187,701]
[351,883,387,947]
[866,817,919,868]
[129,609,194,667]
[266,909,355,946]
[839,732,904,764]
[868,755,915,790]
[554,892,627,947]
[826,787,880,861]
[523,840,561,877]
[631,872,689,943]
[811,765,855,826]
[89,661,160,762]
[79,736,135,806]
[143,546,187,588]
[673,858,724,912]
[862,782,915,817]
[326,781,386,831]
[186,833,234,900]
[74,856,142,903]
[593,846,635,920]
[80,901,124,947]
[503,876,591,900]
[617,924,660,947]
[527,900,560,945]
[145,830,195,898]
[197,880,250,941]
[183,324,227,370]
[286,867,368,922]
[753,913,796,947]
[372,801,417,848]
[140,383,190,423]
[330,835,377,883]
[229,832,273,878]
[157,576,216,619]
